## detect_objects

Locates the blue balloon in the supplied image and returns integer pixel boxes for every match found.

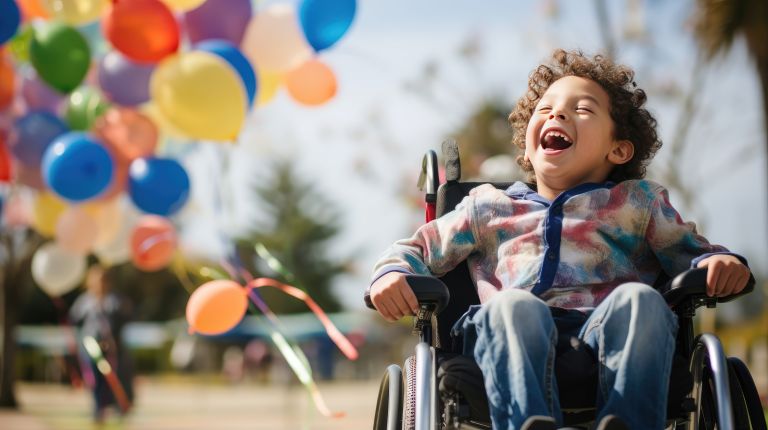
[11,112,70,168]
[42,132,114,202]
[128,157,190,216]
[299,0,356,52]
[0,0,21,45]
[196,40,257,107]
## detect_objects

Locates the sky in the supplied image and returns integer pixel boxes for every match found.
[176,0,767,310]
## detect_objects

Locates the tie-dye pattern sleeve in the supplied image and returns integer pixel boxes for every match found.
[644,184,745,277]
[371,194,480,282]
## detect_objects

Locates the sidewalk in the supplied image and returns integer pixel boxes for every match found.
[0,378,380,430]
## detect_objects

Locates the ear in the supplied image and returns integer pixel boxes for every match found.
[608,140,634,165]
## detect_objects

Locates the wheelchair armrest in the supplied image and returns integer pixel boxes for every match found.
[663,268,755,309]
[364,275,450,314]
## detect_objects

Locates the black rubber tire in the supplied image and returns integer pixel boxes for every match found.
[373,365,403,430]
[728,357,768,430]
[402,355,417,430]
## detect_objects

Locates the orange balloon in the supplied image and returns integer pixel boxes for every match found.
[0,50,14,110]
[285,59,337,106]
[103,0,179,64]
[186,280,248,335]
[130,215,176,271]
[16,0,50,20]
[93,108,158,161]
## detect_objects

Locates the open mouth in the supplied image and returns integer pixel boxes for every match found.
[540,129,573,151]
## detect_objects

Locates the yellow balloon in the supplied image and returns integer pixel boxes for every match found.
[150,52,247,141]
[160,0,206,11]
[42,0,109,25]
[141,103,188,140]
[32,192,67,237]
[256,69,282,106]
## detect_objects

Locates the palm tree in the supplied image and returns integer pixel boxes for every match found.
[693,0,768,179]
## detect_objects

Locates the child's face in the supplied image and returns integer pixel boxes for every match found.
[524,76,632,192]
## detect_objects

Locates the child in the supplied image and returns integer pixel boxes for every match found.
[367,49,750,430]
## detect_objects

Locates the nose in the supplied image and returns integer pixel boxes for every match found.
[549,109,567,120]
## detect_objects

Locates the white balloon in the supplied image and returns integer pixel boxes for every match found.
[93,198,138,266]
[55,206,98,254]
[240,4,312,72]
[31,243,87,297]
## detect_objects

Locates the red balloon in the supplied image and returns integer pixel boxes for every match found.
[0,133,12,183]
[0,49,14,110]
[130,215,176,271]
[103,0,180,64]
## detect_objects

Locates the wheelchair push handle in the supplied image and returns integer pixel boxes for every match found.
[663,267,755,308]
[364,275,450,314]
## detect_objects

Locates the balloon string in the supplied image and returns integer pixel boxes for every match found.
[245,296,344,419]
[246,278,359,361]
[82,336,132,413]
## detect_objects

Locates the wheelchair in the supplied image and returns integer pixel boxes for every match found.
[365,140,766,430]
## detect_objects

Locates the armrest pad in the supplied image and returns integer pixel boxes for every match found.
[364,275,450,313]
[663,268,755,308]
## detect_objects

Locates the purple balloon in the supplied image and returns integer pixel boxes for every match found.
[98,51,155,106]
[10,112,70,168]
[21,72,64,113]
[184,0,252,45]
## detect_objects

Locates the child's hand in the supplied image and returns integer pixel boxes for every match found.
[369,272,420,322]
[696,255,750,297]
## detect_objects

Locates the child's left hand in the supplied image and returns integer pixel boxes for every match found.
[696,255,750,297]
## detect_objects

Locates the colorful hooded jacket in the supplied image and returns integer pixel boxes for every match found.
[371,180,744,311]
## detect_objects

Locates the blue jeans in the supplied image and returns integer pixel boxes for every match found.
[454,283,678,430]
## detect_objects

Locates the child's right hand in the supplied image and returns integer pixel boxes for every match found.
[369,272,420,322]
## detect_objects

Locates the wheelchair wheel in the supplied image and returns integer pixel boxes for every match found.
[374,364,404,430]
[402,355,417,430]
[727,357,767,430]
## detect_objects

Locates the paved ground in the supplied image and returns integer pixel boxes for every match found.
[0,377,381,430]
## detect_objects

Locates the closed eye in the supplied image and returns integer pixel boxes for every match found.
[576,106,593,113]
[537,106,552,113]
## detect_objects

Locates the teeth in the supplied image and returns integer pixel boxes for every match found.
[544,130,572,142]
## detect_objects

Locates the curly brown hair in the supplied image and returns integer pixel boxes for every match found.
[509,49,662,183]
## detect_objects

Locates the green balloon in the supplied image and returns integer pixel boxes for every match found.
[65,87,110,131]
[30,22,91,94]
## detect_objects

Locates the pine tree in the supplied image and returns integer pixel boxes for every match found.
[235,160,347,314]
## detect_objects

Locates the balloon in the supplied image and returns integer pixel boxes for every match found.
[161,0,205,11]
[16,0,49,20]
[285,59,337,106]
[150,51,246,141]
[196,40,256,107]
[0,135,11,182]
[141,103,187,139]
[186,280,248,335]
[0,49,14,110]
[21,71,65,113]
[29,22,91,94]
[103,0,179,64]
[85,198,123,248]
[41,0,108,25]
[32,191,66,236]
[256,69,282,106]
[130,215,176,271]
[65,87,111,131]
[299,0,356,52]
[128,157,189,216]
[93,108,158,161]
[241,4,313,72]
[55,206,98,254]
[10,111,69,168]
[98,51,155,106]
[0,0,21,45]
[184,0,251,45]
[32,242,87,296]
[93,198,138,265]
[42,132,114,202]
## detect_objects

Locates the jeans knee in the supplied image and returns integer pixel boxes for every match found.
[483,289,551,330]
[609,282,677,329]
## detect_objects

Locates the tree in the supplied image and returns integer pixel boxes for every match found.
[693,0,768,208]
[234,160,348,314]
[0,225,43,408]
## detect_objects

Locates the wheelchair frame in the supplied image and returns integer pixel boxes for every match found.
[368,141,766,430]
